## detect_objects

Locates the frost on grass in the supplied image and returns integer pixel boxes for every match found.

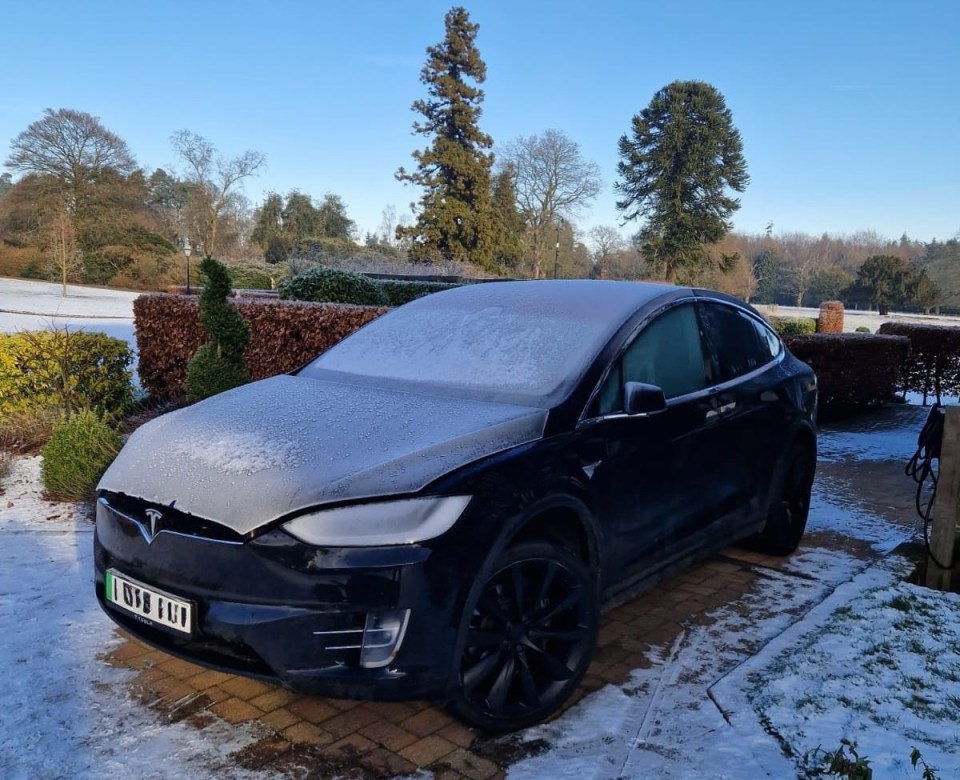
[750,580,960,775]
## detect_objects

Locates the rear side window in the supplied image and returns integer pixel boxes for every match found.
[596,303,708,413]
[698,302,781,383]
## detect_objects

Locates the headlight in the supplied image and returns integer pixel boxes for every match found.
[281,495,472,546]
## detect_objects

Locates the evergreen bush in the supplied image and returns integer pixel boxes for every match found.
[41,410,122,501]
[185,256,251,399]
[0,330,133,422]
[277,266,388,305]
[769,316,817,337]
[377,279,460,306]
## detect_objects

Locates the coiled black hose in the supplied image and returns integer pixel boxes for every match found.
[905,403,952,568]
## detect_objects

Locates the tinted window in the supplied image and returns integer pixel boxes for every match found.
[698,302,780,383]
[597,303,707,413]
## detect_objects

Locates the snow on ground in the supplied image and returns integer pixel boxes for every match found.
[0,457,279,780]
[0,277,141,388]
[2,403,954,778]
[510,414,960,780]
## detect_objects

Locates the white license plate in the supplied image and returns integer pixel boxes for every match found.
[105,569,193,636]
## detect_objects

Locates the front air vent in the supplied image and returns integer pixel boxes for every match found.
[101,493,245,544]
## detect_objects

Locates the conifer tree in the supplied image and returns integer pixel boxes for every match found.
[616,81,748,283]
[396,7,494,267]
[185,256,250,399]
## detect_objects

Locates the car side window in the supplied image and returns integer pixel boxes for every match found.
[596,303,708,414]
[698,302,781,383]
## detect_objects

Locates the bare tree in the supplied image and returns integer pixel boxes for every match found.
[171,130,265,257]
[6,109,136,205]
[499,129,602,278]
[588,225,626,279]
[378,205,398,247]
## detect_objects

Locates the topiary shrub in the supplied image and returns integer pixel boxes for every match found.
[0,329,133,423]
[278,266,388,305]
[185,256,251,400]
[768,316,817,337]
[817,301,844,333]
[41,410,122,501]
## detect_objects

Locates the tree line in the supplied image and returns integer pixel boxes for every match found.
[1,4,955,308]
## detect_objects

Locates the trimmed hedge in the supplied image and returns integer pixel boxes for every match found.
[769,316,817,337]
[278,267,388,306]
[877,322,960,404]
[135,294,387,399]
[0,330,133,421]
[817,301,844,334]
[378,279,460,306]
[278,266,461,307]
[786,333,910,409]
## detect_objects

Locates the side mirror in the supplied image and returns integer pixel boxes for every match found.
[624,382,667,416]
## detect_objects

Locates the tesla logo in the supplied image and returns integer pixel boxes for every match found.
[144,509,164,543]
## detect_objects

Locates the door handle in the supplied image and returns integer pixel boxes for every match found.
[706,402,736,421]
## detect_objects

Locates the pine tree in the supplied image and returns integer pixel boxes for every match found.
[396,7,494,267]
[616,81,748,283]
[489,165,526,273]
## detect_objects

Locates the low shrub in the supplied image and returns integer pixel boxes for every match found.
[278,266,387,306]
[0,330,133,422]
[855,326,871,333]
[769,317,817,337]
[786,333,910,411]
[0,406,59,454]
[41,410,122,501]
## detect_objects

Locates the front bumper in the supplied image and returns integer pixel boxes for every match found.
[93,496,462,700]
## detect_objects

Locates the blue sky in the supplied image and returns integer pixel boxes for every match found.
[2,0,958,244]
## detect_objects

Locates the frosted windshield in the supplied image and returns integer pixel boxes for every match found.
[305,284,628,400]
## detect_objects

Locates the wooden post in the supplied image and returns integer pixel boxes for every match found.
[928,406,960,587]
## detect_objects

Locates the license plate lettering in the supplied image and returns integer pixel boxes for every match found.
[105,569,193,635]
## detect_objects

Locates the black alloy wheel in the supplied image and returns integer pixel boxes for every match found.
[450,540,598,731]
[757,440,815,555]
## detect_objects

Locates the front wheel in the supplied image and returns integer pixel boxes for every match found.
[756,440,815,555]
[449,540,598,732]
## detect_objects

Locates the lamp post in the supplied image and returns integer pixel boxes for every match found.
[553,217,564,279]
[183,239,192,295]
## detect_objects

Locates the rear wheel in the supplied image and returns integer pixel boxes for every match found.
[449,540,598,731]
[756,440,815,555]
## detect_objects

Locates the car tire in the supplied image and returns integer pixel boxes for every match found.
[448,539,599,732]
[756,440,815,556]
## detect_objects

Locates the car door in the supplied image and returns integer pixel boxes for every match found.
[585,302,733,584]
[695,299,787,528]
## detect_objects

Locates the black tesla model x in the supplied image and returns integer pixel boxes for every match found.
[95,280,816,730]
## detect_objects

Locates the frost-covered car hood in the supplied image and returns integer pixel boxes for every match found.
[98,374,547,535]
